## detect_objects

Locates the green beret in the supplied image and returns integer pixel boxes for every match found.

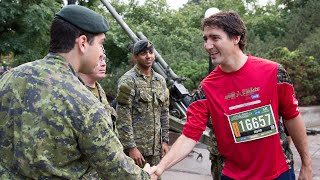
[133,40,154,55]
[56,5,109,33]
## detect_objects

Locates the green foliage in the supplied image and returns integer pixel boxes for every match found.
[2,0,320,105]
[267,47,320,105]
[245,6,285,42]
[279,0,320,50]
[298,27,320,61]
[170,58,208,91]
[0,0,62,66]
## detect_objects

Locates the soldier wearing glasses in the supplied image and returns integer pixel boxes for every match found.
[78,52,117,133]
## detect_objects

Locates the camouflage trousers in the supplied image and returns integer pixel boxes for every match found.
[208,129,224,180]
[144,155,161,180]
[144,155,161,167]
[210,153,223,180]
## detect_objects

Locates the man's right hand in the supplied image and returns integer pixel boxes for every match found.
[129,147,145,167]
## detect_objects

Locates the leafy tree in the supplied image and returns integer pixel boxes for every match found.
[268,47,320,105]
[0,0,63,66]
[170,59,208,91]
[298,27,320,61]
[279,0,320,50]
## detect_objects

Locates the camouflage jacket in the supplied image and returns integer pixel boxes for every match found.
[0,54,150,179]
[83,81,118,135]
[116,65,169,156]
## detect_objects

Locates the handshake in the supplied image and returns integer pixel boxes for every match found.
[143,163,162,180]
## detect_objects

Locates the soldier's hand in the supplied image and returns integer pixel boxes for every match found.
[147,163,159,180]
[129,147,145,167]
[150,166,159,180]
[143,163,158,179]
[143,163,152,173]
[161,142,169,158]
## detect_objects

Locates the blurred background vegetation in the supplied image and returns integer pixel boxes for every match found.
[1,0,320,105]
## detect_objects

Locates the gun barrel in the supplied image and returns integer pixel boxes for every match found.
[100,0,139,43]
[101,0,178,81]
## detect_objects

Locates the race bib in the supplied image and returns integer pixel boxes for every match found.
[227,105,278,143]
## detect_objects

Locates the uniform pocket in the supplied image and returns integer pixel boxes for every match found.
[139,89,152,102]
[133,89,152,113]
[154,87,166,107]
[157,93,165,104]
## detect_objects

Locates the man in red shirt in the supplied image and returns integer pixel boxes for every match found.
[152,11,312,180]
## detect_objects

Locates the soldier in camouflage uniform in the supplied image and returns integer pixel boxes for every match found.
[0,5,152,179]
[78,53,118,134]
[116,40,170,172]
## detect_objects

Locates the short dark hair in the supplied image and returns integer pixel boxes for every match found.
[202,11,247,51]
[49,17,96,53]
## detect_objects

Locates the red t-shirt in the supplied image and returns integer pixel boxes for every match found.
[183,55,299,179]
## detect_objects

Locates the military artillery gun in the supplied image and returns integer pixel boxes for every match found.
[100,0,210,145]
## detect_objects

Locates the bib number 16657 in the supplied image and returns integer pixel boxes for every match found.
[228,105,278,143]
[239,114,271,132]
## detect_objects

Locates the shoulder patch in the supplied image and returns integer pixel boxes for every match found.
[116,84,134,105]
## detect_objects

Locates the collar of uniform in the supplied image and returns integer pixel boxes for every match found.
[83,81,98,90]
[96,82,105,95]
[133,65,159,80]
[46,53,77,77]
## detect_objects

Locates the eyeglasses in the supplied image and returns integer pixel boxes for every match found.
[101,45,105,53]
[100,45,109,64]
[99,55,109,64]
